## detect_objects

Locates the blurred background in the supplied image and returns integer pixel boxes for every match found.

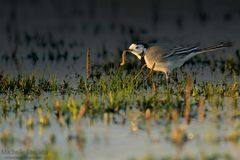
[0,0,239,77]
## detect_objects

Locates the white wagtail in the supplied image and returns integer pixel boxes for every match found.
[123,42,232,81]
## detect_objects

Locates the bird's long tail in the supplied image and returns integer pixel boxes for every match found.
[196,42,232,54]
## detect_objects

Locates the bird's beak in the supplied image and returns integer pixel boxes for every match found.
[124,49,132,53]
[125,49,142,60]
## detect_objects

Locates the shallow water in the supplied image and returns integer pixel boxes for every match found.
[0,95,240,160]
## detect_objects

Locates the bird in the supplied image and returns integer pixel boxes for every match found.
[124,42,232,81]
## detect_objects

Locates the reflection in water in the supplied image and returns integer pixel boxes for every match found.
[128,108,141,132]
[0,87,240,160]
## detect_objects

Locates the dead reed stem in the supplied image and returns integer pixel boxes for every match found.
[61,80,65,99]
[198,96,205,122]
[86,48,91,80]
[171,110,178,124]
[145,108,151,120]
[79,94,89,119]
[152,82,157,93]
[55,98,60,118]
[184,74,192,124]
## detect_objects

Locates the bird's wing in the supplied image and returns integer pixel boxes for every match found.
[162,44,199,59]
[146,44,200,63]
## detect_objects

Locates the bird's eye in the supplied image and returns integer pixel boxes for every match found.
[136,46,139,49]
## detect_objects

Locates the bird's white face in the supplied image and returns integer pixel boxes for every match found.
[127,43,146,60]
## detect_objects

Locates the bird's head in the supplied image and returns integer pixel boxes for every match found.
[125,43,148,60]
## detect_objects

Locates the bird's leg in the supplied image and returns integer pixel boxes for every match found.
[165,73,169,82]
[133,64,147,81]
[146,63,155,79]
[165,72,170,88]
[141,64,147,71]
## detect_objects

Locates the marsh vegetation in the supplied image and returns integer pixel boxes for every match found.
[0,46,240,159]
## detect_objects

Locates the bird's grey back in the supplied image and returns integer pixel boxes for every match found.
[145,46,169,62]
[145,44,199,65]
